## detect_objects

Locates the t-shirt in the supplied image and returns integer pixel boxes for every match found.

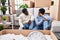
[18,13,34,27]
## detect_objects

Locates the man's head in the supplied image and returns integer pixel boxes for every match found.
[38,8,45,16]
[22,8,28,15]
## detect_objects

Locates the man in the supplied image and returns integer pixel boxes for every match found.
[33,8,51,30]
[18,8,34,30]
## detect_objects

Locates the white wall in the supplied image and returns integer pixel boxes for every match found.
[34,7,49,17]
[27,8,34,15]
[0,10,3,15]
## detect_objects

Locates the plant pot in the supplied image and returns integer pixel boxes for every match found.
[3,11,6,15]
[2,2,5,6]
[0,25,4,31]
[2,20,6,24]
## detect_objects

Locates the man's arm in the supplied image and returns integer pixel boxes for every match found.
[19,19,24,27]
[19,18,24,30]
[35,17,43,25]
[42,15,52,30]
[42,15,51,21]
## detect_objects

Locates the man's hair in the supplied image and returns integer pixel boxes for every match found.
[39,8,45,15]
[22,8,27,13]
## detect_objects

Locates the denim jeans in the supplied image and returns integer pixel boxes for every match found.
[43,21,49,29]
[23,21,34,30]
[33,20,51,30]
[43,20,51,30]
[33,22,43,30]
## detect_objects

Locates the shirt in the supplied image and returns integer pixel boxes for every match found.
[43,14,52,29]
[35,14,51,29]
[35,16,43,25]
[18,13,34,27]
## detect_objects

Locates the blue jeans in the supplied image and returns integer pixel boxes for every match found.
[33,22,43,30]
[24,21,34,30]
[43,21,49,29]
[33,20,50,30]
[43,20,51,30]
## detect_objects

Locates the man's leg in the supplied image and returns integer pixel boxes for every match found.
[19,27,23,30]
[23,23,29,29]
[33,25,43,30]
[33,23,43,30]
[33,25,39,30]
[43,21,49,30]
[19,23,29,30]
[29,21,34,30]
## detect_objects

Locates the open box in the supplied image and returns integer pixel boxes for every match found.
[0,29,58,40]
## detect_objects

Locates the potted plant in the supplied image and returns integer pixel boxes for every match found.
[1,6,7,15]
[0,25,4,31]
[19,4,28,8]
[1,0,6,6]
[0,6,1,10]
[2,15,7,24]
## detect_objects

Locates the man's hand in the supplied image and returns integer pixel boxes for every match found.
[38,13,43,16]
[43,18,47,21]
[27,20,31,25]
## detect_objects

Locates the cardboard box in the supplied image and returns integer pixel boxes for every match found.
[50,0,60,21]
[0,29,58,40]
[23,1,34,8]
[35,0,51,7]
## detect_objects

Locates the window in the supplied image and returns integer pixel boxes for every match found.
[51,1,54,6]
[15,0,23,10]
[5,0,9,14]
[0,0,10,15]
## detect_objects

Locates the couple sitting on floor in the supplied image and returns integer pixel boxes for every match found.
[18,8,51,30]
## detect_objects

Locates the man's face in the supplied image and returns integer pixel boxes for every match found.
[24,11,28,15]
[38,12,42,16]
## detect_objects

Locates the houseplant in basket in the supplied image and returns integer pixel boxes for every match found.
[1,0,6,6]
[19,4,28,8]
[0,25,4,31]
[2,15,7,24]
[1,6,7,15]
